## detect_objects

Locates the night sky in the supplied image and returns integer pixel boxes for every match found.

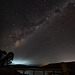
[0,0,75,66]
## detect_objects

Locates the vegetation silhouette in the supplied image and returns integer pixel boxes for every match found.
[0,49,14,66]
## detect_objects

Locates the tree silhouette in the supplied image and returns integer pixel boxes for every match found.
[0,49,7,59]
[0,49,14,66]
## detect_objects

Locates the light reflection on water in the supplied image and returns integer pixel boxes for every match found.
[17,70,62,75]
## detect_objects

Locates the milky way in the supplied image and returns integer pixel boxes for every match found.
[0,0,75,65]
[0,0,68,50]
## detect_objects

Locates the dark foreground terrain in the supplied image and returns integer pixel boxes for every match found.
[0,62,75,75]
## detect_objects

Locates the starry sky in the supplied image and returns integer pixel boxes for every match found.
[0,0,75,66]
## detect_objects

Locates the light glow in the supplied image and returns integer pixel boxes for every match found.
[12,60,32,65]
